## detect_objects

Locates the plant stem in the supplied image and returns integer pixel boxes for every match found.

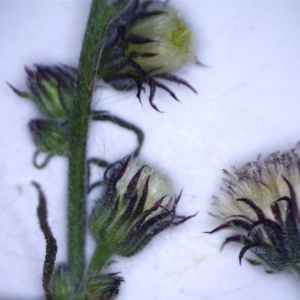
[87,245,113,276]
[67,0,130,281]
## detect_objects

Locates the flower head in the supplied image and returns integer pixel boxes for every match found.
[49,264,122,300]
[124,4,194,75]
[207,147,300,274]
[9,64,76,118]
[89,156,192,257]
[84,272,123,300]
[98,0,196,111]
[49,264,75,300]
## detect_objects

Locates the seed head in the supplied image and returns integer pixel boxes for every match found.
[207,147,300,274]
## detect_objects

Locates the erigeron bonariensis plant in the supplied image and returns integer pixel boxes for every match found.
[7,0,197,299]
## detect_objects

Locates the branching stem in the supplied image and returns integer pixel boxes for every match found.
[67,0,130,281]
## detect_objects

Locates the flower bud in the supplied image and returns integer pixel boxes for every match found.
[98,0,196,111]
[90,156,189,257]
[125,5,195,75]
[29,119,68,155]
[207,147,300,274]
[49,264,75,300]
[10,64,76,118]
[48,265,122,300]
[84,273,123,300]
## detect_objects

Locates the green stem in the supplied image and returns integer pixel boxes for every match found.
[87,245,113,276]
[92,110,145,157]
[67,0,130,281]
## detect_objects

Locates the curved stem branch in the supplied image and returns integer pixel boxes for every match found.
[92,110,145,157]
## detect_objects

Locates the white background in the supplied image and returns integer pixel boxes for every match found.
[1,0,300,299]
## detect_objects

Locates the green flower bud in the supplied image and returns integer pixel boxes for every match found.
[49,264,75,300]
[48,265,122,300]
[98,0,196,111]
[125,5,195,75]
[84,273,123,300]
[9,64,76,118]
[29,119,68,155]
[207,147,300,274]
[90,156,192,257]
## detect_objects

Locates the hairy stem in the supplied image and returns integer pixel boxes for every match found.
[87,245,113,276]
[68,0,130,281]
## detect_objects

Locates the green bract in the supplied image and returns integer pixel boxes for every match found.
[84,273,123,300]
[89,156,189,257]
[29,119,68,155]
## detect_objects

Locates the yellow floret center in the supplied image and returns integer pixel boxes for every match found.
[168,19,192,52]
